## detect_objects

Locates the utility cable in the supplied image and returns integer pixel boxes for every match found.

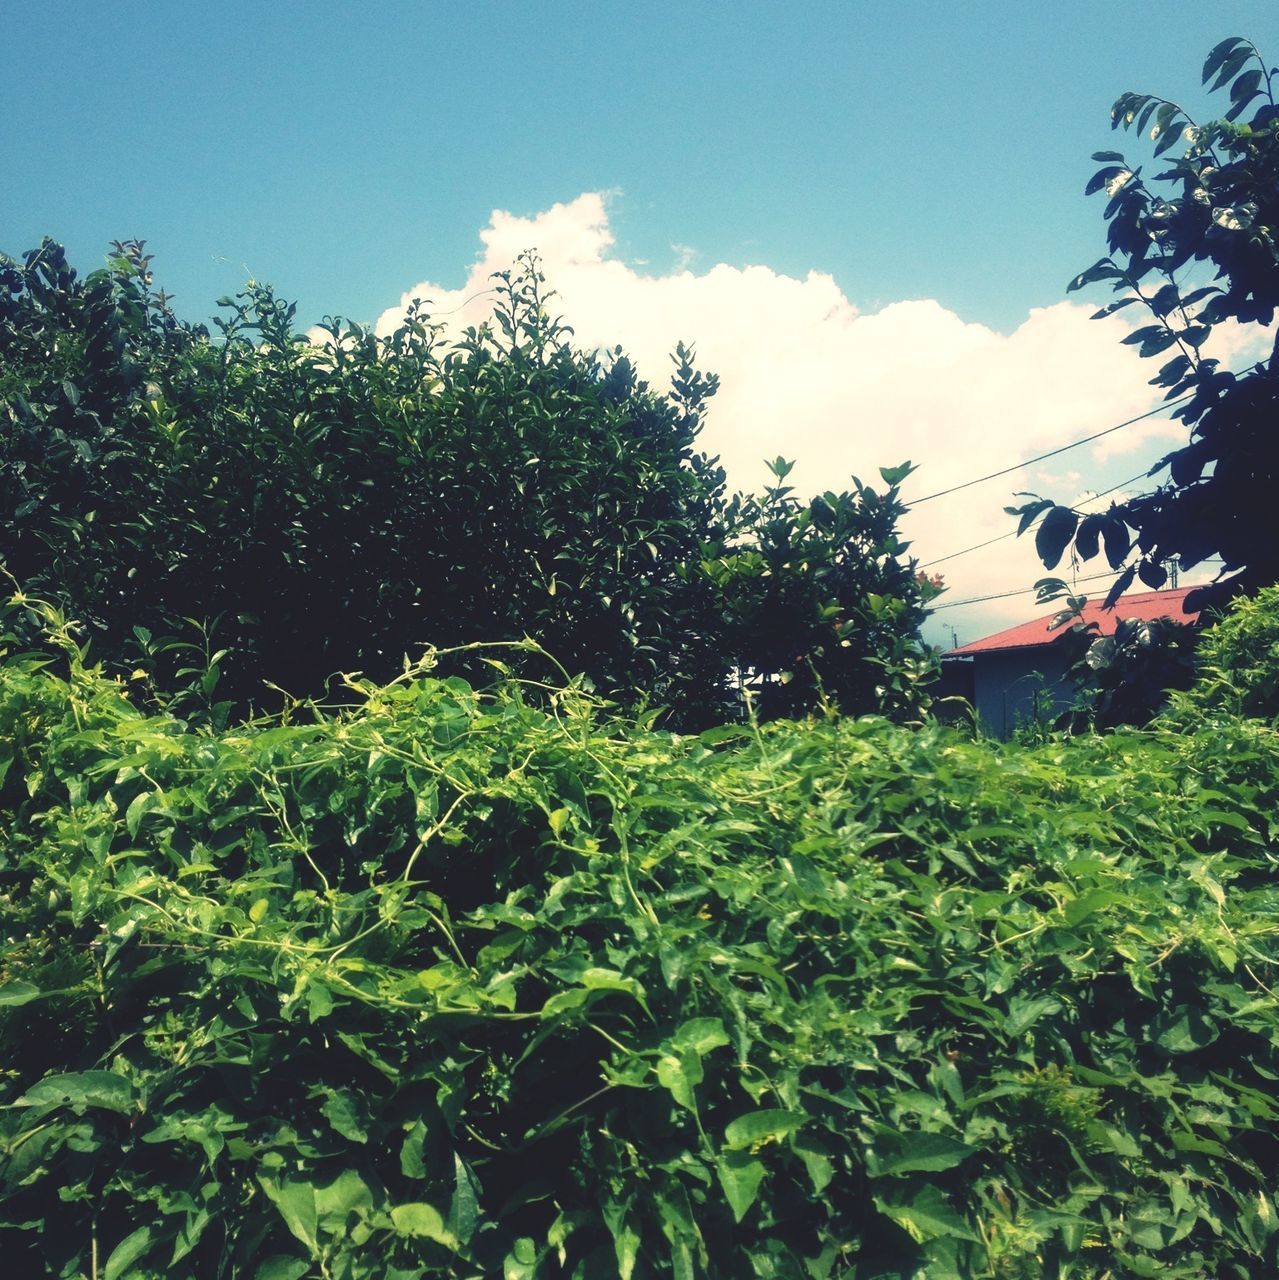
[931,572,1118,612]
[907,394,1193,507]
[932,559,1223,612]
[919,467,1155,569]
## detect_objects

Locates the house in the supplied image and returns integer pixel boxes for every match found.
[940,586,1201,737]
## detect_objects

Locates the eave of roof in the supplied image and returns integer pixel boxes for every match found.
[943,586,1200,658]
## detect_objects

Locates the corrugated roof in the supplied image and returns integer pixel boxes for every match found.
[944,586,1200,657]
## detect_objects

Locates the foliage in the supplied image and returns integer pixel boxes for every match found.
[1005,673,1066,748]
[1034,579,1199,730]
[1012,37,1279,612]
[693,458,942,723]
[1169,583,1279,721]
[2,599,1279,1278]
[0,239,937,730]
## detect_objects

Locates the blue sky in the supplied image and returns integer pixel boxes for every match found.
[4,2,1275,642]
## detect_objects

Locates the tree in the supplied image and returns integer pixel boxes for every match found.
[697,457,942,722]
[1,240,938,728]
[1013,37,1279,613]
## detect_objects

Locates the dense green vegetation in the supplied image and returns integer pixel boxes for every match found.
[5,33,1278,1280]
[1174,584,1279,721]
[0,242,937,730]
[1,590,1277,1279]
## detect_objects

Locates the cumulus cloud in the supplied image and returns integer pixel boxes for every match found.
[373,192,1223,645]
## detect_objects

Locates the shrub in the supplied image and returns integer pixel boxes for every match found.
[2,604,1278,1277]
[1,240,936,729]
[1169,584,1279,722]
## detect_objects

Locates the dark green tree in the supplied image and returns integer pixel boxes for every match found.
[1,240,937,728]
[1014,37,1279,613]
[696,458,941,722]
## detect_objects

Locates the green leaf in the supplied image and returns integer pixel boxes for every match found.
[125,788,154,837]
[0,980,42,1007]
[16,1070,134,1114]
[879,461,916,487]
[671,1238,695,1280]
[673,1016,730,1057]
[257,1177,318,1252]
[581,966,642,994]
[1248,1190,1278,1245]
[606,1211,641,1280]
[504,1238,539,1280]
[391,1202,460,1249]
[723,1108,803,1150]
[1035,507,1079,571]
[320,1089,368,1143]
[314,1168,374,1223]
[1153,1007,1220,1054]
[1004,994,1059,1038]
[104,1225,154,1280]
[255,1258,310,1280]
[401,1120,428,1179]
[793,1137,835,1193]
[448,1152,481,1246]
[869,1132,974,1177]
[874,1185,977,1243]
[717,1151,767,1223]
[657,1051,703,1111]
[1102,517,1130,570]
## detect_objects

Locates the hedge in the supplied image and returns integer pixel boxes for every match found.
[1,609,1278,1277]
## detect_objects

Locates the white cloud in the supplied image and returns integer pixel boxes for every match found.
[1090,416,1185,462]
[671,243,697,272]
[373,192,1222,645]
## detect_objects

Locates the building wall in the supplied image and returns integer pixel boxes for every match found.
[970,649,1073,739]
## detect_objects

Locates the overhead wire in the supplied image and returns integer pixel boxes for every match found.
[907,394,1194,507]
[930,571,1117,611]
[919,466,1157,569]
[912,357,1265,614]
[932,558,1225,612]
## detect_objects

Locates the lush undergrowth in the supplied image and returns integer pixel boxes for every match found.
[1,623,1278,1279]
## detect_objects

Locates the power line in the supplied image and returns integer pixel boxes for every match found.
[922,528,1022,570]
[932,559,1224,612]
[919,467,1155,569]
[908,395,1193,507]
[931,571,1116,611]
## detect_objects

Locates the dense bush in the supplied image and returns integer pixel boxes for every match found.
[1169,584,1279,722]
[2,595,1278,1278]
[0,240,937,729]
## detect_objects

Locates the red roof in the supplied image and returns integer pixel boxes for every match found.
[946,586,1201,657]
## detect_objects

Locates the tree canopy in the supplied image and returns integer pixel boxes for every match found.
[0,240,938,729]
[1013,37,1279,612]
